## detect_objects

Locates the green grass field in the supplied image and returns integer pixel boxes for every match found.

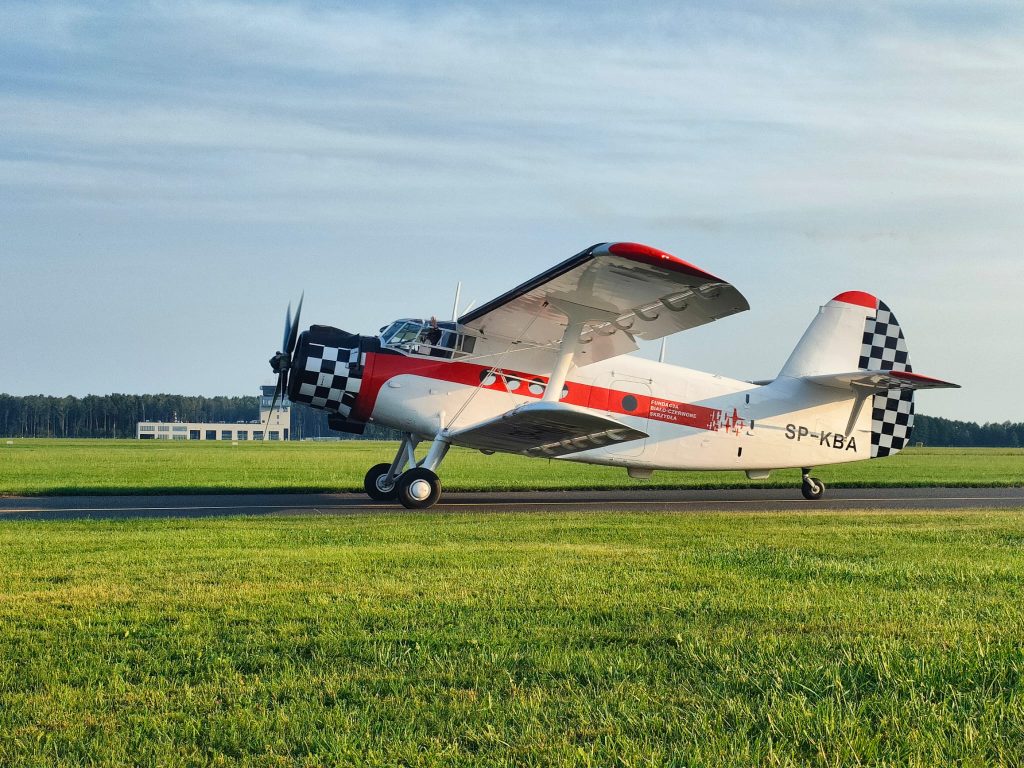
[1,509,1022,766]
[1,440,1023,496]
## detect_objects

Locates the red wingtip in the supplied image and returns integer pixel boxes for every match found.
[606,242,723,282]
[831,290,877,309]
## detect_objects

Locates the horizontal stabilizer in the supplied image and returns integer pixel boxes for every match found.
[447,401,647,458]
[806,369,960,392]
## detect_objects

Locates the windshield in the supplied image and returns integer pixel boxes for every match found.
[380,319,477,359]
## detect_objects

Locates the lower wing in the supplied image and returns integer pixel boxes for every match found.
[446,402,646,458]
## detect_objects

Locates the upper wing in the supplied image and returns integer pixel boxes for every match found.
[446,401,647,457]
[806,369,961,392]
[459,242,748,367]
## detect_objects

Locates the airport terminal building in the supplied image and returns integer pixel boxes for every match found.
[136,386,291,441]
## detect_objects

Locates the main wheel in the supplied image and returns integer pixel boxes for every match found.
[801,476,825,500]
[364,463,398,501]
[397,467,442,510]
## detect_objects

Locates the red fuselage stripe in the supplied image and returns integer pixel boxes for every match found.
[354,351,727,432]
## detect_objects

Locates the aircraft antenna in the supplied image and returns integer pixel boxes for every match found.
[659,338,667,363]
[452,282,462,321]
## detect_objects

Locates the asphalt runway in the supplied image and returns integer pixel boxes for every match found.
[1,487,1022,520]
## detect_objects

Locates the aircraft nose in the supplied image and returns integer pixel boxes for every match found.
[286,328,366,419]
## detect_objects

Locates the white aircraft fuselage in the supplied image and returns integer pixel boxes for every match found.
[369,354,866,473]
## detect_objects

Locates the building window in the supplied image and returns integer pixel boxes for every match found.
[157,425,170,432]
[221,430,233,441]
[269,431,279,441]
[172,425,187,432]
[253,431,264,441]
[189,430,200,440]
[205,430,216,440]
[139,433,154,440]
[139,425,155,432]
[237,431,248,441]
[172,435,186,440]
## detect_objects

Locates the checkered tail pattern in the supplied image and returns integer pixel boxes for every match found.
[858,301,914,458]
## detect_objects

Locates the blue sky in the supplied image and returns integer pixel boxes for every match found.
[1,1,1021,422]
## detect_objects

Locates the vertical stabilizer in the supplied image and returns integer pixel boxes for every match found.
[780,291,916,458]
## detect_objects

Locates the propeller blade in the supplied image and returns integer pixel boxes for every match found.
[282,302,292,354]
[266,293,303,440]
[261,373,283,439]
[272,375,283,413]
[286,292,304,354]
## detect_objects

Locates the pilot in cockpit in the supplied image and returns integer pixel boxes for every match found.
[422,317,442,347]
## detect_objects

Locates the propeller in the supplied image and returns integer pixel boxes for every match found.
[266,293,303,430]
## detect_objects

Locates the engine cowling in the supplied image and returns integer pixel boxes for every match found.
[287,325,372,427]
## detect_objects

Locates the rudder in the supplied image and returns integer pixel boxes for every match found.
[859,300,914,458]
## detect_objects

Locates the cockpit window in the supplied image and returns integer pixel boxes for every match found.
[380,319,478,359]
[382,321,423,346]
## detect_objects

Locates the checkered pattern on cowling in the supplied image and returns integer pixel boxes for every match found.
[294,343,365,417]
[859,301,914,458]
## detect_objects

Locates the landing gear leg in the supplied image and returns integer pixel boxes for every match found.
[801,468,825,501]
[397,432,449,510]
[364,433,419,501]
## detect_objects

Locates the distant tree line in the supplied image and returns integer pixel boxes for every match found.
[909,415,1023,449]
[0,393,1019,446]
[0,393,399,440]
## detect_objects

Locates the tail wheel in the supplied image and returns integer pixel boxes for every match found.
[801,476,825,501]
[364,463,398,501]
[397,467,442,510]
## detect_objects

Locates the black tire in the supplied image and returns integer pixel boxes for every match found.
[364,463,398,501]
[397,467,441,510]
[801,476,825,501]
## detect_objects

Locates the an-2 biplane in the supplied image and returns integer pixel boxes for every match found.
[267,242,958,508]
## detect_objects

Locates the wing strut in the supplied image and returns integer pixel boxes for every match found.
[541,315,583,403]
[541,298,617,403]
[844,389,872,438]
